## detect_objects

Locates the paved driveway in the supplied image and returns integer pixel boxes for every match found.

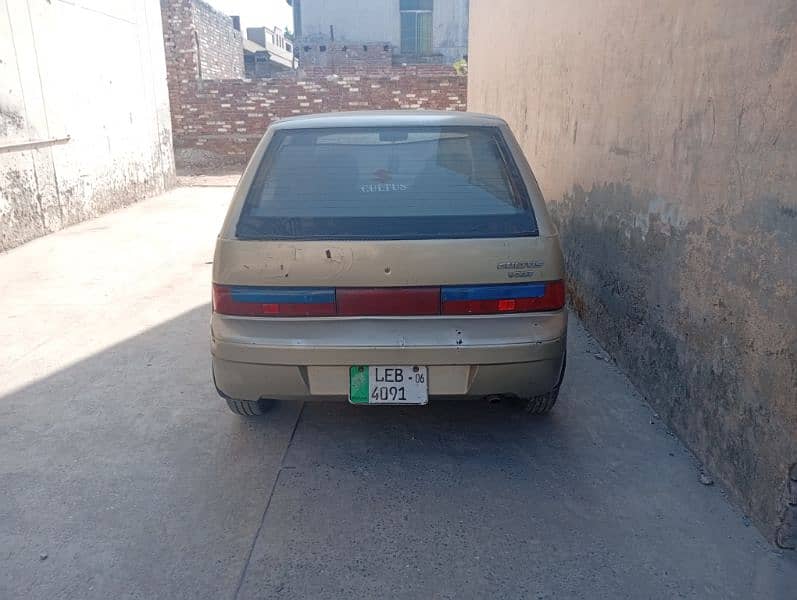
[1,180,794,599]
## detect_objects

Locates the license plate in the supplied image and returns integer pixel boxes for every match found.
[349,366,428,405]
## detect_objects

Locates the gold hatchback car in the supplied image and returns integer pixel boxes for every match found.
[211,111,566,416]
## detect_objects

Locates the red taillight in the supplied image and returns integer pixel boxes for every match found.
[260,302,337,317]
[441,281,565,315]
[337,287,440,316]
[213,281,565,317]
[212,284,234,313]
[212,284,336,317]
[544,280,566,310]
[497,299,516,312]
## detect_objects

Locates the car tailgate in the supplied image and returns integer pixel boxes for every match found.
[213,236,563,287]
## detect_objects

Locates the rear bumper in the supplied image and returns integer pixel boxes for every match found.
[211,311,567,401]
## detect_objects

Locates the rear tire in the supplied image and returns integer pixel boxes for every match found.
[523,350,566,415]
[224,397,273,416]
[524,387,560,415]
[214,365,273,416]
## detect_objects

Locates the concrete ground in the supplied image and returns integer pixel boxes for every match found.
[1,180,794,600]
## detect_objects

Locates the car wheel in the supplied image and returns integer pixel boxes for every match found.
[524,387,560,415]
[224,397,273,416]
[524,351,566,415]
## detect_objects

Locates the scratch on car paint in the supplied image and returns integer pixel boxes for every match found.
[324,248,344,264]
[316,247,354,280]
[263,265,290,279]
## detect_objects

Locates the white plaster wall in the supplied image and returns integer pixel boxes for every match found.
[0,0,174,251]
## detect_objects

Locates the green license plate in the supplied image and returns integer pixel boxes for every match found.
[349,366,428,405]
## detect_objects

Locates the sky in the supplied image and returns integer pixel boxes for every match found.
[207,0,293,34]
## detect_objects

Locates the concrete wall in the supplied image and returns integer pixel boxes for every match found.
[297,0,467,63]
[469,0,797,545]
[0,0,174,252]
[430,0,468,62]
[298,42,394,69]
[300,0,399,46]
[192,0,244,79]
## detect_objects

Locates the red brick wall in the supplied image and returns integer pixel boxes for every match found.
[161,0,197,120]
[174,74,467,163]
[192,0,244,79]
[301,64,459,78]
[160,0,467,167]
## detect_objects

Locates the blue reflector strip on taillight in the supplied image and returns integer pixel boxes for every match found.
[229,286,335,304]
[441,283,547,302]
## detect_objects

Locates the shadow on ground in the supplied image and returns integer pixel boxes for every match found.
[0,307,793,600]
[0,305,298,599]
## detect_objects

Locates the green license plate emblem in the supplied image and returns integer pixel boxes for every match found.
[349,366,428,405]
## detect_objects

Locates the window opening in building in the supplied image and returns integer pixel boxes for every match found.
[400,0,433,55]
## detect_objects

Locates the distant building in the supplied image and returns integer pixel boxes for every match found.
[235,23,297,78]
[247,26,296,70]
[242,39,270,78]
[286,0,468,65]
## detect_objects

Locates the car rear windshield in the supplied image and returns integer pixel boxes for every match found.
[236,126,539,240]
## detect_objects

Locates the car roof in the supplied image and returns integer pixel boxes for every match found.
[270,110,507,130]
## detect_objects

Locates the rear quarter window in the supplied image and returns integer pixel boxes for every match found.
[236,126,539,240]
